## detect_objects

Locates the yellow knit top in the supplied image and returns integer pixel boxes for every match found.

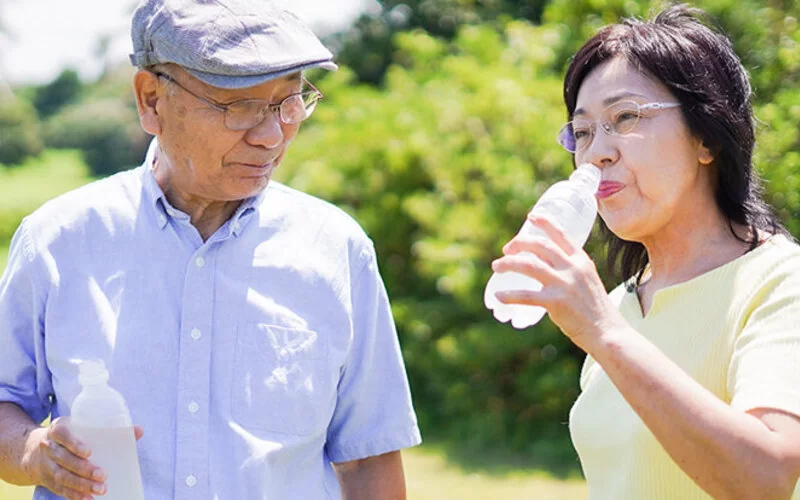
[569,234,800,499]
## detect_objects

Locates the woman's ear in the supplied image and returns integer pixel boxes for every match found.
[133,70,162,136]
[697,140,714,166]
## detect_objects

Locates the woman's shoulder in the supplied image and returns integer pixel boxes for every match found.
[733,233,800,310]
[745,233,800,275]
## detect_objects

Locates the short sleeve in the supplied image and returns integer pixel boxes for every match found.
[0,219,52,424]
[728,259,800,417]
[324,244,422,463]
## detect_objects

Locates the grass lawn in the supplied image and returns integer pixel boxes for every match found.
[0,149,92,272]
[1,446,586,499]
[0,150,91,214]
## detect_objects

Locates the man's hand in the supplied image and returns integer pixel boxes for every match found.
[21,416,143,500]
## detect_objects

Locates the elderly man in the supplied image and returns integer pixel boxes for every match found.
[0,1,421,498]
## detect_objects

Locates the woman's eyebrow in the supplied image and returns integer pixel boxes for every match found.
[574,91,649,116]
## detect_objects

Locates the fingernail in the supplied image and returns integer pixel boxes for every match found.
[77,446,90,458]
[93,468,105,481]
[93,483,106,494]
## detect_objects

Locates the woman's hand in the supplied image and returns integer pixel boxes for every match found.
[491,213,624,349]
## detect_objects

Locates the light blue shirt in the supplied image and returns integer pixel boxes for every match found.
[0,140,421,499]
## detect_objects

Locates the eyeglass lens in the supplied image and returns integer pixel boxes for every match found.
[558,100,646,153]
[224,92,320,130]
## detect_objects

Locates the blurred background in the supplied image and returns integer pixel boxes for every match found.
[1,0,798,498]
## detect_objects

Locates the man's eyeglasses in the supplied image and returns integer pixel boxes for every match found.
[557,100,681,153]
[151,71,323,130]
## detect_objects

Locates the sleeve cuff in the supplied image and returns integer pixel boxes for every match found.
[0,390,50,425]
[731,388,800,418]
[327,426,422,463]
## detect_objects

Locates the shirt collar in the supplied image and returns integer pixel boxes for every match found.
[140,137,265,235]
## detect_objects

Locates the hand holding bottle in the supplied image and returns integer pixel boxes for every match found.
[485,163,601,329]
[21,416,143,500]
[491,210,628,351]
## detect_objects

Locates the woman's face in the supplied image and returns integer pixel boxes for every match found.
[573,57,714,243]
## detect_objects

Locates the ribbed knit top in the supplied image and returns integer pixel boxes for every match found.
[570,234,800,499]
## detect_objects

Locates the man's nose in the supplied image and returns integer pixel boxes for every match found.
[245,111,284,149]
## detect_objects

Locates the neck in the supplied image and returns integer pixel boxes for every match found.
[639,207,750,290]
[153,154,242,241]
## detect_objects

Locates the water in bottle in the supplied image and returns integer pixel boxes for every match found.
[484,163,601,329]
[70,360,145,500]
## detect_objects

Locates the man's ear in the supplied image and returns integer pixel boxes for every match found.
[133,70,162,136]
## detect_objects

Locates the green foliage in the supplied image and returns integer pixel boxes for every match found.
[0,96,43,166]
[755,88,800,237]
[0,150,90,261]
[281,22,587,457]
[43,98,149,177]
[542,0,800,100]
[329,0,551,84]
[33,69,82,119]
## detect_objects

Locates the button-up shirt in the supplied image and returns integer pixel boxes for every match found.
[0,140,421,499]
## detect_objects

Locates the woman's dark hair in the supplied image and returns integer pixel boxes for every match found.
[563,3,789,289]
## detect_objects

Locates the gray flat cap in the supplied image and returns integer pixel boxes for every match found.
[130,0,337,89]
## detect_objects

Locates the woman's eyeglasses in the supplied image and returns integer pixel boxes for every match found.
[557,100,681,153]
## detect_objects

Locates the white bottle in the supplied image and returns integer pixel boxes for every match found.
[70,360,145,500]
[484,163,601,329]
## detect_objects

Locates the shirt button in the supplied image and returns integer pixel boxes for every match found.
[185,475,197,487]
[188,401,200,414]
[190,328,202,340]
[195,257,206,268]
[157,215,166,226]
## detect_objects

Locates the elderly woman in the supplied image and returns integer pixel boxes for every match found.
[491,5,800,499]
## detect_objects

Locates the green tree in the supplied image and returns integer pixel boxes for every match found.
[0,96,43,166]
[33,69,82,119]
[328,0,550,84]
[282,22,584,463]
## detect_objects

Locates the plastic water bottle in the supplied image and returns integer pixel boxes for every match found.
[70,360,145,500]
[484,163,601,329]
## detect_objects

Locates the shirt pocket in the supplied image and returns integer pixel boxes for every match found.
[232,323,330,435]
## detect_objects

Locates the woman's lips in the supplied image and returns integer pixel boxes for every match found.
[596,181,624,199]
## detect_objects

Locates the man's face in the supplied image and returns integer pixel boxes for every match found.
[152,67,303,203]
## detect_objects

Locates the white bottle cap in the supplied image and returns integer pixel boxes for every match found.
[78,360,110,386]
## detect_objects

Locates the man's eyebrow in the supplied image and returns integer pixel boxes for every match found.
[573,91,649,116]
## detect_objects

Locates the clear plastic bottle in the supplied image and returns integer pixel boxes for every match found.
[484,163,601,329]
[70,360,145,500]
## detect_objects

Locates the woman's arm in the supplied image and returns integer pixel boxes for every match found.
[580,325,800,499]
[493,215,800,499]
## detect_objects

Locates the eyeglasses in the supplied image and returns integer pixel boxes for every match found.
[557,100,681,153]
[151,71,323,130]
